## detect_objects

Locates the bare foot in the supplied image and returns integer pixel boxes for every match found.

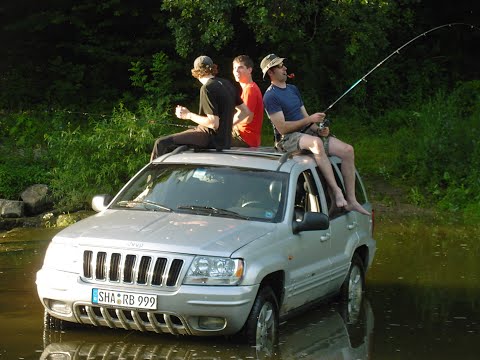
[346,201,370,215]
[334,191,348,208]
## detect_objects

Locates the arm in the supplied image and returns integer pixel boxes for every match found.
[269,106,326,135]
[176,106,219,130]
[302,107,330,136]
[233,103,253,126]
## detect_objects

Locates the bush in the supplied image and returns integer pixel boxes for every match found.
[44,52,184,209]
[0,147,51,199]
[358,80,480,218]
[0,110,54,200]
[46,102,183,209]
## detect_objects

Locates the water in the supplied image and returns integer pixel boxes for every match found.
[1,216,479,359]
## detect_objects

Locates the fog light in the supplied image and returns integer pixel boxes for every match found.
[198,316,226,330]
[48,299,71,315]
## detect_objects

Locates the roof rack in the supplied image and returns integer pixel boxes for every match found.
[276,149,313,170]
[157,146,315,169]
[157,144,190,162]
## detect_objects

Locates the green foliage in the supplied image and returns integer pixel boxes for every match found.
[162,0,236,57]
[0,148,51,199]
[46,104,166,209]
[0,111,54,199]
[462,202,480,225]
[362,80,480,215]
[129,52,183,107]
[1,0,479,223]
[238,0,307,44]
[408,186,425,207]
[44,52,183,209]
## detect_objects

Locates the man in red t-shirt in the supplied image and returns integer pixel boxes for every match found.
[231,55,264,147]
[150,55,251,160]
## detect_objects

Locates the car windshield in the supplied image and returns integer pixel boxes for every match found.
[110,164,288,222]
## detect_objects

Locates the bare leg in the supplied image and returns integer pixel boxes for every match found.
[328,137,370,215]
[299,135,347,208]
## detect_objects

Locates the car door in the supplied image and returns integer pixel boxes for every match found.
[283,169,334,309]
[316,161,361,293]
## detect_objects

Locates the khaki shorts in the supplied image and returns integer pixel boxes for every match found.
[276,129,331,156]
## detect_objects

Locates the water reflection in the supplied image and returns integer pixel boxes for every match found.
[2,218,480,359]
[40,298,374,359]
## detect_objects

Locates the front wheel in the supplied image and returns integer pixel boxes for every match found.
[339,253,365,319]
[244,286,279,351]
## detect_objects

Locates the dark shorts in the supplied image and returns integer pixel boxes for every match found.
[151,126,213,160]
[231,129,249,147]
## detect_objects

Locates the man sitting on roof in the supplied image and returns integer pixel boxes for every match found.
[261,53,370,215]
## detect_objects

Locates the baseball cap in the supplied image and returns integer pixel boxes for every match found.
[193,55,214,70]
[260,54,285,78]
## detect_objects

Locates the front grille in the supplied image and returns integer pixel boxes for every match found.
[83,250,184,287]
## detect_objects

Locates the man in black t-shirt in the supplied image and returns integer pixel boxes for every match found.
[150,56,251,160]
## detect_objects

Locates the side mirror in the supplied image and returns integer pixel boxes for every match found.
[91,194,113,212]
[292,211,330,234]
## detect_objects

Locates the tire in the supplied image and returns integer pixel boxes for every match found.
[339,253,365,315]
[338,296,368,349]
[244,286,279,350]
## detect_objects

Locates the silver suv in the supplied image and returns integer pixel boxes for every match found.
[36,147,376,346]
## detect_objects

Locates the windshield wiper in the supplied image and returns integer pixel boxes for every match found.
[141,200,172,212]
[177,205,249,219]
[115,200,172,212]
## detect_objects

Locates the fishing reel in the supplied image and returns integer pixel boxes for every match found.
[300,118,331,134]
[318,118,331,130]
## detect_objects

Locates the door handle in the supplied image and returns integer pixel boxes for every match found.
[320,233,330,242]
[347,221,357,230]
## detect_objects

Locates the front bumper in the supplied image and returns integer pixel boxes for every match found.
[36,268,259,336]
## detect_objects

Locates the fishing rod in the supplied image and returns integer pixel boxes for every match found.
[323,22,480,113]
[47,108,195,129]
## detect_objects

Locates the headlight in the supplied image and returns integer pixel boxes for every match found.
[184,256,244,285]
[42,241,79,273]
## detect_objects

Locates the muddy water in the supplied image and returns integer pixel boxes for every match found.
[1,216,479,360]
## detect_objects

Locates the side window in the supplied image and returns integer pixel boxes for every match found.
[316,165,347,219]
[335,163,367,205]
[355,172,367,204]
[293,170,322,222]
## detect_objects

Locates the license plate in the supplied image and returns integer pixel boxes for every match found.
[92,288,157,310]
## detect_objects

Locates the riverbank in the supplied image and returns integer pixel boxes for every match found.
[0,175,434,232]
[364,175,438,221]
[0,209,93,232]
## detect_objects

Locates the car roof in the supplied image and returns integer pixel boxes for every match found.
[152,146,341,172]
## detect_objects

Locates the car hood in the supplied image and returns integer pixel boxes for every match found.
[53,210,275,257]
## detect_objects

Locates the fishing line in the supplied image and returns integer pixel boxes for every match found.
[323,22,480,113]
[45,108,195,129]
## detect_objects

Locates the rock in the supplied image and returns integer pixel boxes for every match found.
[0,199,24,218]
[20,184,53,216]
[56,211,92,227]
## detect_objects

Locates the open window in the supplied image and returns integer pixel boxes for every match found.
[315,163,348,219]
[293,170,322,222]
